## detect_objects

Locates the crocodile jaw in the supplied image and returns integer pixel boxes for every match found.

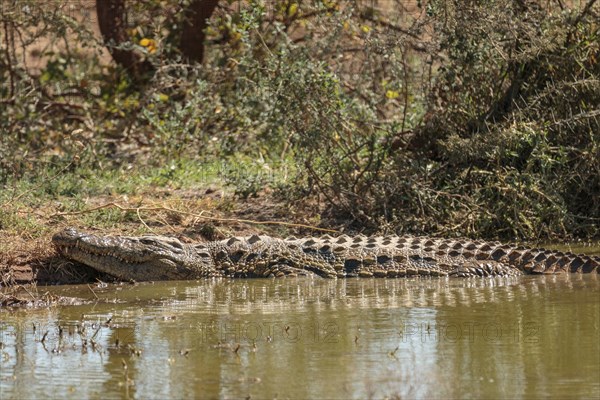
[52,228,213,281]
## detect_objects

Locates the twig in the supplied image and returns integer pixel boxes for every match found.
[135,207,154,233]
[87,284,99,300]
[17,284,36,300]
[571,0,598,27]
[358,13,420,40]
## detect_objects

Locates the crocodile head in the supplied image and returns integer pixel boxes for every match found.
[52,228,215,281]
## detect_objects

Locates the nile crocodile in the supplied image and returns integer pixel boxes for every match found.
[52,228,600,281]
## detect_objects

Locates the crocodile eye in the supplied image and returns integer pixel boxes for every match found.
[140,239,157,245]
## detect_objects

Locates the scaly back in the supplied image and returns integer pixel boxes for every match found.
[210,234,599,278]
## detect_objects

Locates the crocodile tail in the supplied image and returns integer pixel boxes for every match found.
[481,244,600,274]
[390,238,600,275]
[291,236,600,275]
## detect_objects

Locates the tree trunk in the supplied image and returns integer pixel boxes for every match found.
[96,0,153,80]
[179,0,220,63]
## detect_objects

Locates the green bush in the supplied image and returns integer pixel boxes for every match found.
[1,0,598,239]
[292,0,600,239]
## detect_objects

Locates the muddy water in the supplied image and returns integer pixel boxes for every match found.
[1,274,599,399]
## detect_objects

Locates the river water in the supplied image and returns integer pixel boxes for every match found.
[1,273,599,399]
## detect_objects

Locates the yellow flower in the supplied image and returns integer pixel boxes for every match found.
[361,25,371,33]
[288,3,298,17]
[139,38,157,54]
[386,90,400,99]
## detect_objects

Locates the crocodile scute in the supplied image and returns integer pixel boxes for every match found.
[52,228,600,281]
